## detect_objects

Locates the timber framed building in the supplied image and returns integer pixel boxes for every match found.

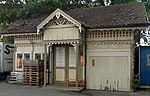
[0,3,149,92]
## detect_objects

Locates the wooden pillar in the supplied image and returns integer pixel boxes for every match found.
[44,44,47,87]
[75,44,79,88]
[130,42,134,92]
[13,46,16,72]
[49,45,53,84]
[31,43,34,60]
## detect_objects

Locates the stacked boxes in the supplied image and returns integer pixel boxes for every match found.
[23,60,44,86]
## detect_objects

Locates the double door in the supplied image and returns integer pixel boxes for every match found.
[54,46,77,84]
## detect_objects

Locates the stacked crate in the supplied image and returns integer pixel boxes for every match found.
[8,72,18,83]
[23,60,44,86]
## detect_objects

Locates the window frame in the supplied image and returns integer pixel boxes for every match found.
[15,52,31,71]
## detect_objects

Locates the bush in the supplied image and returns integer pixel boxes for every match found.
[132,79,140,92]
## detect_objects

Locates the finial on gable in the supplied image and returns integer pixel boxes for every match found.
[56,12,61,19]
[104,0,111,6]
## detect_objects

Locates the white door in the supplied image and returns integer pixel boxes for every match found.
[88,56,129,91]
[55,47,66,82]
[54,46,77,83]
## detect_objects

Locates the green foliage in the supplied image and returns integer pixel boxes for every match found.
[145,0,150,19]
[111,0,138,4]
[0,0,24,4]
[0,36,14,43]
[0,4,21,29]
[17,0,60,18]
[131,79,140,92]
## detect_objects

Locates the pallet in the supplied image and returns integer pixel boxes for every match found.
[67,79,83,87]
[23,60,44,86]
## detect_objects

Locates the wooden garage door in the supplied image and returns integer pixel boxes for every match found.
[88,56,129,91]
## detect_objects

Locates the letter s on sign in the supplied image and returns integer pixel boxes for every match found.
[4,45,14,55]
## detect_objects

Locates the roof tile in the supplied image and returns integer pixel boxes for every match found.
[1,3,149,34]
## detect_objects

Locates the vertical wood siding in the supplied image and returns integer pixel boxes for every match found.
[44,27,79,41]
[87,51,130,92]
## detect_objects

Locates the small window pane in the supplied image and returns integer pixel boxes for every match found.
[35,53,41,60]
[69,47,76,67]
[24,53,30,64]
[17,54,23,68]
[24,53,30,61]
[56,47,65,67]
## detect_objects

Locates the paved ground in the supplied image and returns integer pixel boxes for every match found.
[0,82,150,96]
[82,89,150,96]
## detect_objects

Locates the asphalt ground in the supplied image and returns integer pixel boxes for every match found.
[0,82,150,96]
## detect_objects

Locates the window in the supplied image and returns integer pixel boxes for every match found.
[16,53,31,70]
[35,53,41,60]
[24,53,30,64]
[69,47,76,67]
[24,53,30,61]
[17,54,23,68]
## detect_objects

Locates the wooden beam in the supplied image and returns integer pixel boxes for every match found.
[49,45,53,84]
[44,44,47,87]
[13,47,16,72]
[75,44,79,88]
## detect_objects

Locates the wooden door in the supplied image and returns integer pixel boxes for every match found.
[88,55,129,91]
[54,46,77,84]
[54,47,66,83]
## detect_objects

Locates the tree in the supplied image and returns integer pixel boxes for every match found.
[0,0,23,29]
[0,36,14,43]
[0,0,24,4]
[0,0,150,29]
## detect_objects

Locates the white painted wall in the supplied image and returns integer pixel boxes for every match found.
[44,27,79,41]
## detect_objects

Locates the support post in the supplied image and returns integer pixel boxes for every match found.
[44,44,47,87]
[49,45,53,84]
[13,46,16,72]
[30,40,34,60]
[75,44,79,88]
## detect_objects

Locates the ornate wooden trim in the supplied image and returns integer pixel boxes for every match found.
[14,34,43,41]
[14,43,43,47]
[87,29,135,41]
[43,40,80,45]
[87,41,134,50]
[47,16,73,26]
[37,8,81,33]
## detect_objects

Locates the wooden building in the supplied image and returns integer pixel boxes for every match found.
[0,3,149,92]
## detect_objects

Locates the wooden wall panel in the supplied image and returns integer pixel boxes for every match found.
[44,27,79,41]
[86,51,130,92]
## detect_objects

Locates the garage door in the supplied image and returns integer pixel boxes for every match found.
[87,55,129,91]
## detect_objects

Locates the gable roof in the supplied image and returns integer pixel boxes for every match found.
[37,8,81,33]
[66,2,149,28]
[1,2,149,34]
[1,14,49,34]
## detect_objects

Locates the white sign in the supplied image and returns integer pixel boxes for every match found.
[4,43,14,71]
